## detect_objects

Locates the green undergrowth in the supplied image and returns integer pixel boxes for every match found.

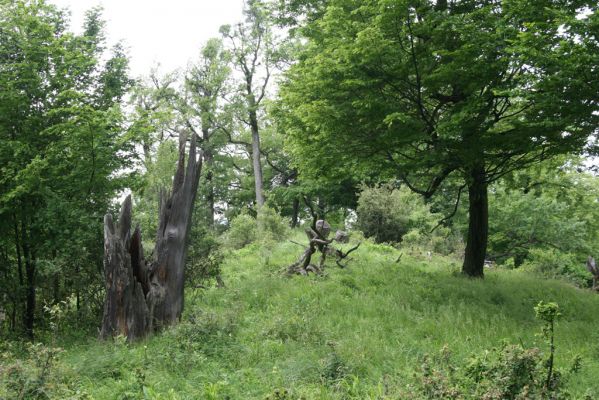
[5,231,599,399]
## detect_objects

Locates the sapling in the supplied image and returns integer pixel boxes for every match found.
[534,301,561,391]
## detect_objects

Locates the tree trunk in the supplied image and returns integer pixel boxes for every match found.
[462,166,488,278]
[24,253,35,340]
[19,215,36,340]
[203,147,215,226]
[317,197,326,220]
[12,216,24,333]
[101,133,202,341]
[248,105,265,208]
[291,197,300,228]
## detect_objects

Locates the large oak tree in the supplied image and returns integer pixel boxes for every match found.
[278,0,599,277]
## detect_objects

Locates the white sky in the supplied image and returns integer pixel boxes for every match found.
[49,0,244,77]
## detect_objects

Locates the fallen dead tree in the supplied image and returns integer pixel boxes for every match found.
[101,133,202,341]
[286,220,360,275]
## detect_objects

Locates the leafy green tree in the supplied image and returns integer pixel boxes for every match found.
[0,1,132,338]
[220,0,284,209]
[183,38,232,225]
[278,0,599,277]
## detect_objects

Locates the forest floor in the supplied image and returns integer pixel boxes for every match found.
[4,231,599,399]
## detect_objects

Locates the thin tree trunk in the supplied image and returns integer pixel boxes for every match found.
[13,216,23,287]
[291,197,300,228]
[203,147,215,226]
[24,250,35,340]
[19,213,36,340]
[12,215,24,333]
[462,165,488,278]
[317,197,326,220]
[248,103,265,208]
[11,300,16,332]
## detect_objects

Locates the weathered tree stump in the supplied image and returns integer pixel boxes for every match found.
[101,133,202,341]
[286,220,360,276]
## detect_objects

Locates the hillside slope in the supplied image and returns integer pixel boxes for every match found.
[10,234,599,399]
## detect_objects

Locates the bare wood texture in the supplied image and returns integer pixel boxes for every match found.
[286,220,360,276]
[101,134,202,340]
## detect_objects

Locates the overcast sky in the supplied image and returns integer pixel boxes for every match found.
[49,0,244,77]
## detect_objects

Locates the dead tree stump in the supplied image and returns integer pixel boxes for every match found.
[286,220,360,276]
[101,133,202,341]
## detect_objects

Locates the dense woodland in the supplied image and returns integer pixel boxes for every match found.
[1,0,599,398]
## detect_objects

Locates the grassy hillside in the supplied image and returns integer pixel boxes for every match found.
[4,232,599,399]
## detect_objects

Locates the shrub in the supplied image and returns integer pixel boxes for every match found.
[356,184,461,254]
[406,302,581,399]
[226,207,289,250]
[520,248,591,288]
[187,227,224,287]
[225,213,257,249]
[257,206,290,242]
[357,184,424,243]
[0,342,66,400]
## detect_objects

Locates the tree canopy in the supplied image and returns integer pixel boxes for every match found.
[0,1,132,337]
[278,0,599,276]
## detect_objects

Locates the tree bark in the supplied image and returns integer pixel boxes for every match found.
[203,147,215,226]
[462,165,488,278]
[291,197,300,228]
[19,213,36,340]
[248,94,265,208]
[101,133,202,340]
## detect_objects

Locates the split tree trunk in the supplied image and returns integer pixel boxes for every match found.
[101,133,202,340]
[462,166,488,278]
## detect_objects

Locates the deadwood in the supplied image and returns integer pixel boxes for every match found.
[286,220,360,276]
[101,133,202,341]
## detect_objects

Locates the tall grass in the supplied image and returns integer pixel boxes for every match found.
[6,231,599,399]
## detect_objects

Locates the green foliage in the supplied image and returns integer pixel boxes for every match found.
[356,184,439,243]
[264,388,305,400]
[0,0,133,337]
[226,213,258,249]
[521,249,591,288]
[163,309,239,357]
[2,237,598,398]
[226,207,290,249]
[257,206,291,242]
[0,342,68,400]
[278,0,599,275]
[134,139,179,247]
[488,159,599,267]
[356,184,461,255]
[186,227,224,288]
[408,302,580,399]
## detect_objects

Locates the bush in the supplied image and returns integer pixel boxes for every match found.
[356,184,443,243]
[406,302,582,400]
[356,184,461,254]
[187,227,224,287]
[225,213,257,249]
[520,248,592,288]
[225,207,289,250]
[257,206,290,242]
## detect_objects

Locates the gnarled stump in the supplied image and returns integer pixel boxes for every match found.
[101,133,202,340]
[286,220,360,276]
